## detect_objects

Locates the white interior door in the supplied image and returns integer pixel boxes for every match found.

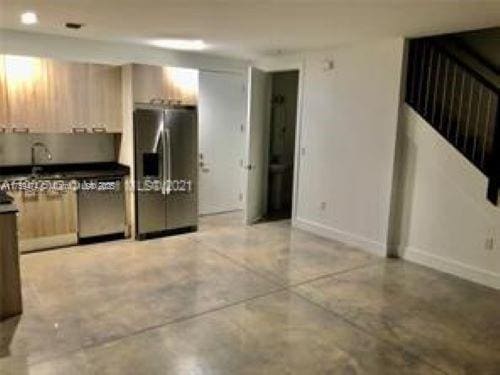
[245,67,271,224]
[198,71,247,215]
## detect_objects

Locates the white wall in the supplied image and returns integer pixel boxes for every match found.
[276,38,405,255]
[390,105,500,289]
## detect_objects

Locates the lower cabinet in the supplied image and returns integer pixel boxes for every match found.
[0,210,23,320]
[11,185,78,253]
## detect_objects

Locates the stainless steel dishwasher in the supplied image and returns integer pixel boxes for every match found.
[77,178,126,243]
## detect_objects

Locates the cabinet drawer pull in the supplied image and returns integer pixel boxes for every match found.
[22,191,38,201]
[150,98,164,105]
[12,127,30,133]
[46,190,63,199]
[72,127,88,134]
[165,99,182,106]
[92,127,107,133]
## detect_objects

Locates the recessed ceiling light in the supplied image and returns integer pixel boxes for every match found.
[149,39,207,51]
[21,11,38,25]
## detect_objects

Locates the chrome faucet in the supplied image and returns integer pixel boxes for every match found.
[31,142,52,175]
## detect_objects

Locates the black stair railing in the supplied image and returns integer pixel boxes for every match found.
[405,38,500,205]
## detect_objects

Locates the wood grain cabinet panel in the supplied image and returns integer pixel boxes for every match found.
[0,55,123,133]
[11,186,78,252]
[0,56,9,129]
[4,56,51,132]
[132,64,198,105]
[163,67,198,106]
[132,64,164,104]
[88,64,122,133]
[46,59,91,133]
[0,212,22,320]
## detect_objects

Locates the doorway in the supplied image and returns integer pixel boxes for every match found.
[244,67,299,224]
[198,71,247,216]
[265,70,299,221]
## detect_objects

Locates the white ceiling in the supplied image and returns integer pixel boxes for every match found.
[1,0,500,59]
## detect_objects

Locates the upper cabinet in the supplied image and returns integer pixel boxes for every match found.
[4,56,49,132]
[0,57,199,134]
[132,64,164,104]
[132,64,198,106]
[163,67,198,105]
[88,64,122,133]
[0,56,9,129]
[0,55,123,133]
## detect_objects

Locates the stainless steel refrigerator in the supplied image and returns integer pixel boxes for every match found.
[134,104,198,239]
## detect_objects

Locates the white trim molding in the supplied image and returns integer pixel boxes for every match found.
[294,217,387,257]
[402,246,500,290]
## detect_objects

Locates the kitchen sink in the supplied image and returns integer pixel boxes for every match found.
[39,173,65,179]
[7,176,30,182]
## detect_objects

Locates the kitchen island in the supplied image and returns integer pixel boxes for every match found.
[0,203,22,321]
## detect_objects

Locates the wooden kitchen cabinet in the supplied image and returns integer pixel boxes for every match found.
[163,67,198,105]
[0,55,123,133]
[4,56,50,132]
[132,64,198,105]
[0,209,23,320]
[47,60,91,133]
[132,64,165,104]
[88,64,122,133]
[0,56,9,130]
[11,186,78,252]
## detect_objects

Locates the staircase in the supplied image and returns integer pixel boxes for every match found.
[405,38,499,205]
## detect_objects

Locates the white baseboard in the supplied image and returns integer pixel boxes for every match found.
[199,208,242,217]
[20,233,78,253]
[294,218,387,257]
[402,246,500,290]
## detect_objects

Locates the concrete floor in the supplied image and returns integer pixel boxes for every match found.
[1,211,499,374]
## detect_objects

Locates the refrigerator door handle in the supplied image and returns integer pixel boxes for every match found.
[165,127,173,195]
[161,119,168,195]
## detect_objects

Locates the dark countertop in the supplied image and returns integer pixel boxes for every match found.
[0,204,18,215]
[0,162,130,182]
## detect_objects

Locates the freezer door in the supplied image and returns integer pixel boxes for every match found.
[164,108,198,230]
[134,108,165,179]
[134,108,167,235]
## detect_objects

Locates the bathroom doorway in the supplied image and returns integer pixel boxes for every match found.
[265,70,299,221]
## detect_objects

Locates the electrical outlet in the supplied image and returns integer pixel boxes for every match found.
[485,237,494,251]
[485,227,495,251]
[320,201,327,211]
